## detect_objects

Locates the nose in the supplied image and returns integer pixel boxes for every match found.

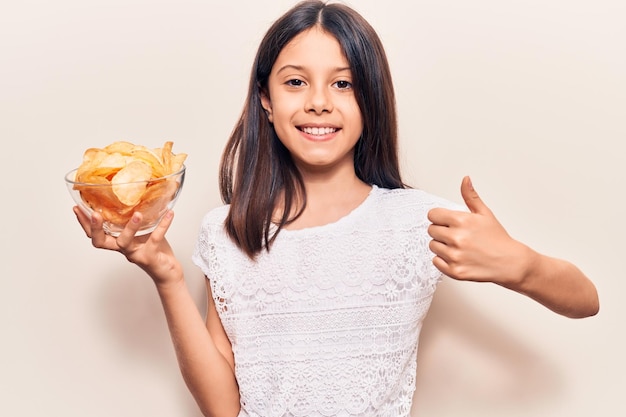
[305,85,333,114]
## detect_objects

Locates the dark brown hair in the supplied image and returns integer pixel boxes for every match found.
[220,0,404,258]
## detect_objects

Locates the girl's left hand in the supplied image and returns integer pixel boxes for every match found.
[427,176,534,286]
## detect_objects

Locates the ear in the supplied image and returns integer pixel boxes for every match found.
[259,88,273,123]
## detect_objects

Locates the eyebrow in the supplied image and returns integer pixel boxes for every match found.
[275,64,352,74]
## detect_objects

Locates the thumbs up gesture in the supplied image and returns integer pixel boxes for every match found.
[427,176,532,285]
[427,176,599,317]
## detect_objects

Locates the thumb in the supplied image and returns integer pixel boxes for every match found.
[461,176,490,214]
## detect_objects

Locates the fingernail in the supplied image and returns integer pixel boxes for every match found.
[90,215,96,224]
[132,213,141,223]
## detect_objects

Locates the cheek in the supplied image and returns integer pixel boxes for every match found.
[343,98,363,123]
[270,103,289,124]
[348,106,364,136]
[271,113,295,145]
[270,103,300,137]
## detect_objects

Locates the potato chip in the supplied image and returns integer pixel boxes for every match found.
[76,149,108,181]
[111,160,153,206]
[171,153,187,173]
[130,148,166,178]
[90,153,131,179]
[134,179,180,224]
[103,141,136,155]
[161,141,174,174]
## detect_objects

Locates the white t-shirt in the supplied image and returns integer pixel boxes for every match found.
[192,185,460,417]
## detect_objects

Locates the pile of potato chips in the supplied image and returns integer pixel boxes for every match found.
[73,140,187,226]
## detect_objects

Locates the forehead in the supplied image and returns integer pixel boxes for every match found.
[273,27,349,71]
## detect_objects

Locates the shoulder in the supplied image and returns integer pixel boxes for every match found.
[364,186,466,229]
[372,186,464,212]
[195,204,232,244]
[198,204,230,229]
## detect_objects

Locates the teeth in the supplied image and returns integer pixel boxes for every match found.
[302,127,337,135]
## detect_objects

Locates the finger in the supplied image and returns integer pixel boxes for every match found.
[115,212,143,249]
[431,255,451,276]
[427,223,451,244]
[73,206,92,237]
[89,211,113,248]
[460,176,491,215]
[429,239,453,263]
[428,207,472,229]
[149,210,174,242]
[427,207,455,226]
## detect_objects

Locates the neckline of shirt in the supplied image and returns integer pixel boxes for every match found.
[276,184,380,237]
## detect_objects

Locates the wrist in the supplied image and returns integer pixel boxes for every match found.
[509,242,542,293]
[154,272,187,296]
[143,259,186,291]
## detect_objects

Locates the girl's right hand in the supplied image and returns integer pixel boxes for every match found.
[73,206,183,288]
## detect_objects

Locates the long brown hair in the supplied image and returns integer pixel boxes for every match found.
[220,0,404,258]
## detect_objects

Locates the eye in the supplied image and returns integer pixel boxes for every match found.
[286,78,305,87]
[334,80,352,90]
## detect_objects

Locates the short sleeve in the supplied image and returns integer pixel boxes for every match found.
[191,205,230,279]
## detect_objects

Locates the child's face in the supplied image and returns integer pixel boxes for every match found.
[261,27,363,175]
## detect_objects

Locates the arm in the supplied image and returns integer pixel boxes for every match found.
[156,276,240,416]
[426,177,599,319]
[73,208,241,416]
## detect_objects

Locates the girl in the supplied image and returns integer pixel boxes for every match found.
[73,1,599,416]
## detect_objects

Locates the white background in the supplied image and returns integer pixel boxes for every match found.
[1,0,624,416]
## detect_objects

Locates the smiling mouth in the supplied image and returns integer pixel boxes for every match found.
[299,126,338,136]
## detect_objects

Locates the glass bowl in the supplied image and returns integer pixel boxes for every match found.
[65,165,185,236]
